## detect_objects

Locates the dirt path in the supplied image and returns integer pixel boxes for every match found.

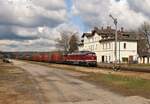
[14,60,150,104]
[0,62,40,104]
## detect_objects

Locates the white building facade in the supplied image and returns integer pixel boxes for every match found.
[79,27,138,63]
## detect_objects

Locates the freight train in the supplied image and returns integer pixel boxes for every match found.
[16,51,97,66]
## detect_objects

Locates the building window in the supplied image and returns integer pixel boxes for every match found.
[124,43,126,49]
[95,37,97,41]
[106,43,110,49]
[109,56,111,62]
[90,45,94,51]
[122,57,128,63]
[92,38,94,42]
[103,44,104,49]
[108,43,110,49]
[105,43,106,49]
[95,44,98,50]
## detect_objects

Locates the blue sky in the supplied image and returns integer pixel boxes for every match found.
[65,0,85,32]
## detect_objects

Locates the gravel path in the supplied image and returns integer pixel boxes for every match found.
[14,60,150,104]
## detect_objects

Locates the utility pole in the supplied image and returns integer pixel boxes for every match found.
[109,14,119,71]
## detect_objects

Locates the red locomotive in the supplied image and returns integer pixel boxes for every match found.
[18,51,97,67]
[63,51,97,66]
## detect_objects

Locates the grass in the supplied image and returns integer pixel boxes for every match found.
[130,64,150,67]
[80,73,150,98]
[117,63,150,67]
[90,73,150,88]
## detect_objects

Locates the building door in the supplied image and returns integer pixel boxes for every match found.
[102,56,105,63]
[129,56,133,64]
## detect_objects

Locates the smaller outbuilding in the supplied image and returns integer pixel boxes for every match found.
[138,52,150,64]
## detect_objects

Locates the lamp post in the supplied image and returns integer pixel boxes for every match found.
[109,14,119,70]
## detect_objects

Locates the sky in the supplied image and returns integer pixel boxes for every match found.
[0,0,150,51]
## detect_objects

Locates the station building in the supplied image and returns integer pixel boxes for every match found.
[79,26,138,63]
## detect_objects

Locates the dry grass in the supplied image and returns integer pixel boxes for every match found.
[0,62,37,104]
[79,73,150,99]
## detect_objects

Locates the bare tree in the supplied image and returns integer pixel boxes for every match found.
[69,33,79,53]
[138,22,150,55]
[55,31,70,53]
[139,22,150,47]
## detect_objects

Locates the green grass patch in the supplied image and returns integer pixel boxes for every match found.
[116,62,150,66]
[102,74,150,89]
[80,73,150,98]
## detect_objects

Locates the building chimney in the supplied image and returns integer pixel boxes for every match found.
[101,26,103,30]
[107,26,109,30]
[109,26,111,30]
[121,27,124,32]
[107,26,111,30]
[94,27,98,30]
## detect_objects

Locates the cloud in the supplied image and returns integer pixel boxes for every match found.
[0,0,67,28]
[0,25,38,40]
[0,0,69,51]
[72,0,150,30]
[72,0,111,28]
[0,23,80,52]
[0,38,56,52]
[109,0,149,29]
[127,0,150,17]
[56,23,80,34]
[32,0,66,10]
[1,0,150,51]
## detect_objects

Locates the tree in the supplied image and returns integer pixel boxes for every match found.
[138,22,150,55]
[55,31,70,53]
[139,22,150,47]
[69,33,79,53]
